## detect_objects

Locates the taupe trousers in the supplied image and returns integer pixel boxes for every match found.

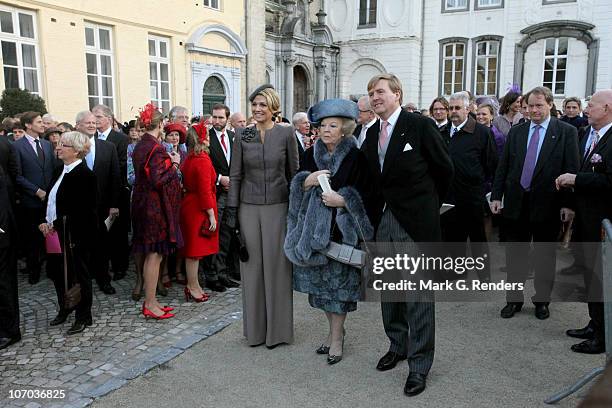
[239,203,294,346]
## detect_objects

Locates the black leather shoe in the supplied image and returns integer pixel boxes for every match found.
[0,334,21,350]
[404,373,427,396]
[50,311,71,326]
[99,283,116,295]
[112,270,127,281]
[566,324,595,340]
[219,277,240,288]
[315,344,330,354]
[205,281,227,292]
[500,303,522,318]
[534,304,550,320]
[67,319,92,336]
[571,338,605,354]
[376,351,406,371]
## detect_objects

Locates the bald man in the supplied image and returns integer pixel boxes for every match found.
[556,89,612,354]
[229,112,247,131]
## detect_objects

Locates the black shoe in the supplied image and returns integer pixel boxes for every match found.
[67,319,92,336]
[99,283,116,295]
[0,334,21,350]
[219,277,239,288]
[50,311,71,326]
[534,304,550,320]
[404,373,427,396]
[205,281,227,292]
[315,344,330,354]
[376,351,406,371]
[500,303,522,318]
[571,338,605,354]
[112,270,127,281]
[28,271,40,284]
[327,334,345,365]
[566,324,595,340]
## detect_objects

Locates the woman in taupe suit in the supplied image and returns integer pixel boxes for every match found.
[227,85,299,348]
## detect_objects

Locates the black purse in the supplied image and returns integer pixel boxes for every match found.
[233,227,249,262]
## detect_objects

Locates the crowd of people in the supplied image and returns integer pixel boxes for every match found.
[0,74,610,398]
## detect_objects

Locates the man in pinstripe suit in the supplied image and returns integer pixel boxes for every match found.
[363,74,454,396]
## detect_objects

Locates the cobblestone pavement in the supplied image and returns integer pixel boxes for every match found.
[1,264,242,408]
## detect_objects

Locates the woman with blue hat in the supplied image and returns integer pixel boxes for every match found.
[285,98,374,364]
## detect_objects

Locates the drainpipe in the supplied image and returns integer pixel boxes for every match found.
[418,0,425,108]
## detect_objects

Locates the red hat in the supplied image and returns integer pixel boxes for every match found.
[191,119,209,144]
[164,123,187,144]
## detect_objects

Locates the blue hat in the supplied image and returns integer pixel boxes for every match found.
[307,99,359,124]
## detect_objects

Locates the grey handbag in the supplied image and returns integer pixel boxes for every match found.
[319,207,370,269]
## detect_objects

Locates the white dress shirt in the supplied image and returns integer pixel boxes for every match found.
[46,159,83,224]
[357,118,377,148]
[450,117,468,137]
[25,133,42,157]
[97,127,111,141]
[85,136,96,170]
[215,128,231,164]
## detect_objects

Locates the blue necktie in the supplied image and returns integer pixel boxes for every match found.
[86,151,94,170]
[520,125,541,190]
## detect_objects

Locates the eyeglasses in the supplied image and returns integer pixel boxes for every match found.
[58,142,73,148]
[448,106,464,111]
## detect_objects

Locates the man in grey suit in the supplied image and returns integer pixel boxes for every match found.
[362,74,454,396]
[12,111,56,284]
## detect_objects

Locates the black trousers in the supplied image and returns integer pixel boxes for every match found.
[48,246,93,322]
[90,216,111,287]
[441,205,491,280]
[109,188,131,273]
[22,206,46,276]
[203,192,233,282]
[581,241,605,341]
[0,243,19,338]
[504,194,559,304]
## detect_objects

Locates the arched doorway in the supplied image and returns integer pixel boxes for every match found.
[293,65,309,114]
[202,76,226,116]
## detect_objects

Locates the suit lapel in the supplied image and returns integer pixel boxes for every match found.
[93,139,102,170]
[579,126,590,160]
[367,119,381,175]
[381,112,407,178]
[584,126,612,170]
[532,119,559,179]
[20,137,43,169]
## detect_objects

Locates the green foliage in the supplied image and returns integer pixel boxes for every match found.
[0,88,47,119]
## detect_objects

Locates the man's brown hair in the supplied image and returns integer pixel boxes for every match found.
[367,73,403,105]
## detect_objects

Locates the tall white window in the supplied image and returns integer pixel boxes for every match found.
[477,0,502,7]
[444,0,468,12]
[0,6,40,94]
[359,0,377,26]
[543,37,567,96]
[203,0,220,10]
[442,42,465,95]
[148,36,171,114]
[85,23,115,110]
[475,40,499,96]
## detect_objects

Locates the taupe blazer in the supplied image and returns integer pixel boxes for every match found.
[228,124,299,207]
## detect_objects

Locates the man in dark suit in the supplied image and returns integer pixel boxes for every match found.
[491,86,580,320]
[363,74,454,396]
[92,104,130,279]
[12,111,56,284]
[203,103,239,291]
[0,131,17,203]
[292,112,311,163]
[0,165,19,349]
[76,111,120,295]
[556,89,612,354]
[440,92,497,281]
[354,95,377,148]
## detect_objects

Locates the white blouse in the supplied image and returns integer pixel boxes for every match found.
[46,159,82,224]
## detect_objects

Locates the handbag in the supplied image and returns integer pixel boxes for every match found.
[319,207,370,269]
[62,216,81,310]
[233,227,249,262]
[45,230,61,254]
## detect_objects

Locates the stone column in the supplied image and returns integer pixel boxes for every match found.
[315,58,327,102]
[283,55,296,117]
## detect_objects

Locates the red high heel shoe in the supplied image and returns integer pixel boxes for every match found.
[184,287,210,303]
[142,304,174,320]
[161,306,174,312]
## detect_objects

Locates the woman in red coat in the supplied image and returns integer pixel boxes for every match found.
[180,123,219,302]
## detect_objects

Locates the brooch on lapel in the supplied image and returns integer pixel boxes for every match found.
[241,126,257,143]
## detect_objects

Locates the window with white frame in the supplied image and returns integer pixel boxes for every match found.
[0,6,40,94]
[203,0,220,10]
[148,36,171,114]
[442,42,465,95]
[85,23,115,110]
[477,0,502,8]
[475,40,499,96]
[443,0,468,12]
[359,0,377,26]
[543,37,567,96]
